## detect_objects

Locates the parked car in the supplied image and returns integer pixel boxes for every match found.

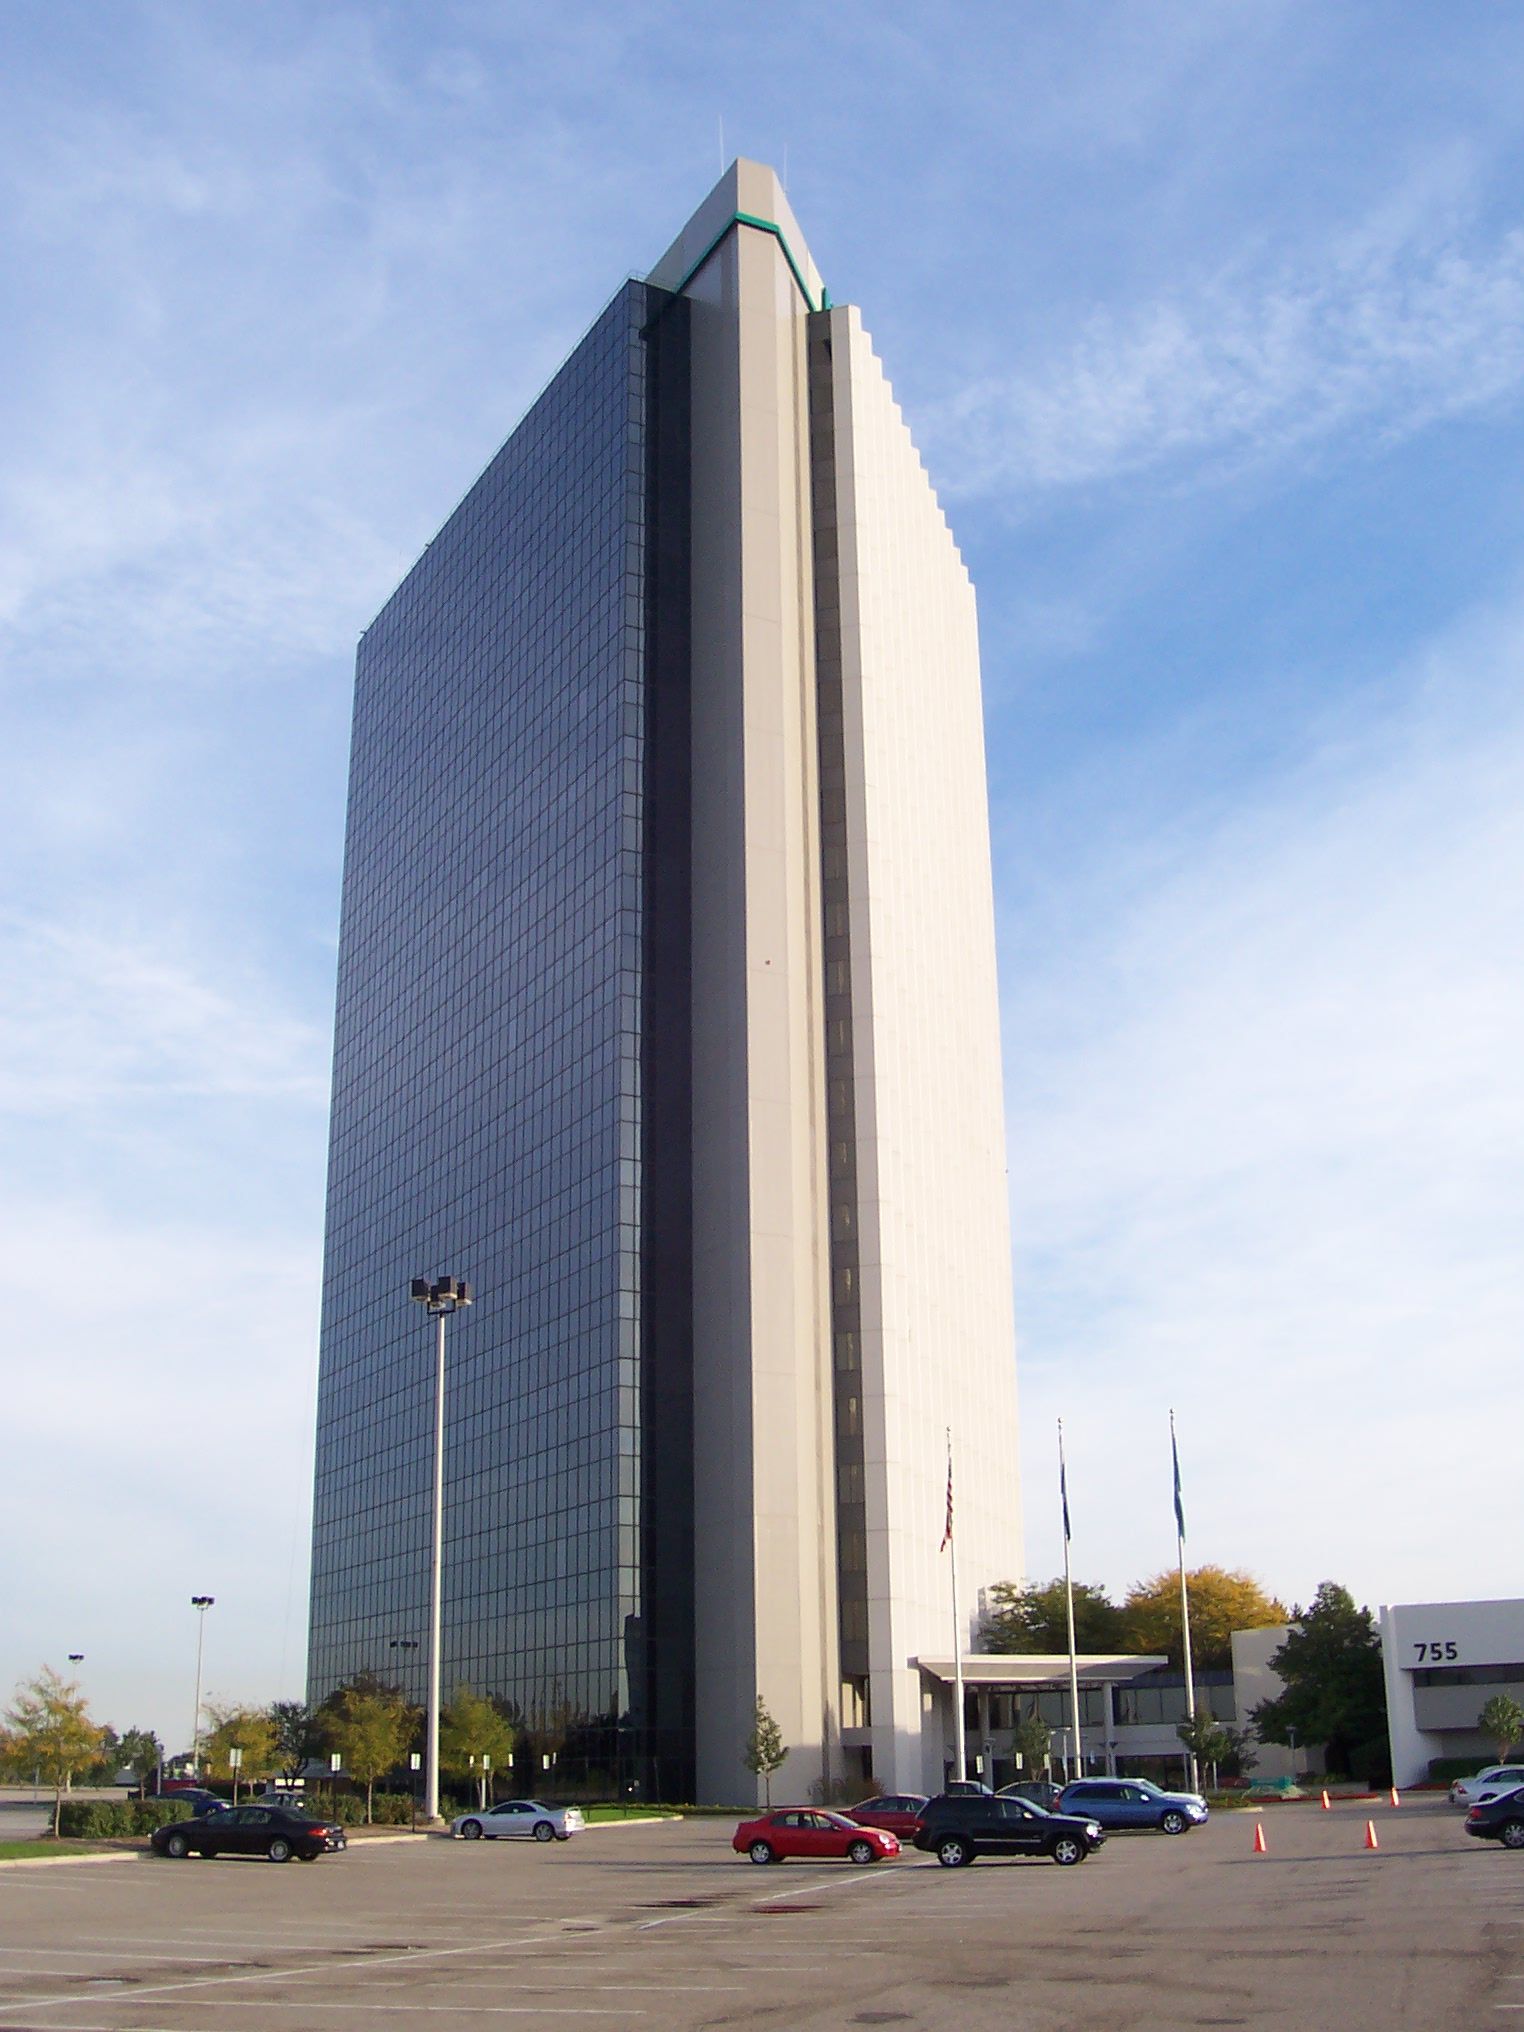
[941,1779,993,1796]
[732,1808,900,1865]
[151,1804,346,1863]
[912,1792,1105,1868]
[1464,1788,1524,1848]
[997,1780,1064,1811]
[449,1800,585,1842]
[1056,1778,1208,1834]
[1450,1766,1524,1808]
[843,1794,929,1840]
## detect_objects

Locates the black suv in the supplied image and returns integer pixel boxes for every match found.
[912,1791,1106,1867]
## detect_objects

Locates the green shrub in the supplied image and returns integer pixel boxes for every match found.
[307,1791,366,1823]
[1429,1756,1484,1782]
[56,1801,121,1838]
[133,1799,196,1834]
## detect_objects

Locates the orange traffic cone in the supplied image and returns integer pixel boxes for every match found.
[1389,1786,1400,1808]
[1364,1819,1379,1851]
[1253,1820,1267,1854]
[1320,1789,1331,1810]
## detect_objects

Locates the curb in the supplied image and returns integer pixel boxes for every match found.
[0,1851,137,1872]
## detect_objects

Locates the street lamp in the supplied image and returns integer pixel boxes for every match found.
[190,1597,215,1776]
[410,1273,473,1823]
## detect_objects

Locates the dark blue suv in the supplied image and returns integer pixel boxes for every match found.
[1056,1777,1208,1834]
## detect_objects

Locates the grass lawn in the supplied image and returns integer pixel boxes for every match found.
[0,1840,106,1860]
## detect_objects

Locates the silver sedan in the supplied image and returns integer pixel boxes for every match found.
[449,1799,585,1843]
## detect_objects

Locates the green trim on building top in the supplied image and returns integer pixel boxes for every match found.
[670,210,826,313]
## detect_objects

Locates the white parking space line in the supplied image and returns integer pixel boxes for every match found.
[113,2005,638,2018]
[0,1948,241,1965]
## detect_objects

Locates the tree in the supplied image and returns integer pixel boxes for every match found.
[318,1683,412,1822]
[115,1727,163,1794]
[1251,1581,1387,1778]
[1010,1705,1052,1779]
[1479,1694,1524,1762]
[202,1704,279,1799]
[440,1687,517,1809]
[741,1695,789,1806]
[983,1579,1125,1655]
[1177,1707,1234,1788]
[1120,1567,1289,1670]
[5,1668,106,1835]
[86,1726,122,1785]
[268,1700,318,1785]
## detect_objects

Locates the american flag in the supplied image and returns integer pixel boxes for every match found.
[939,1439,954,1551]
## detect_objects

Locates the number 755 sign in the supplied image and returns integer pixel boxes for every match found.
[1412,1641,1459,1662]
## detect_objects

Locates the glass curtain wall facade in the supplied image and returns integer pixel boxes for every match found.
[308,280,695,1797]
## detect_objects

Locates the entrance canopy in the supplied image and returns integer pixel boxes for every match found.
[915,1654,1168,1688]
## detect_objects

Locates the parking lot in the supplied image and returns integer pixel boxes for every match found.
[0,1797,1512,2030]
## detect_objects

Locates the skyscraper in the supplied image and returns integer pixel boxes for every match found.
[308,162,1021,1805]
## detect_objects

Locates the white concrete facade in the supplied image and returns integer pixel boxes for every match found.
[820,306,1023,1795]
[1381,1598,1524,1786]
[655,163,840,1808]
[648,165,1021,1804]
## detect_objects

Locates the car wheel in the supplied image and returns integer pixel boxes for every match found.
[1501,1821,1524,1850]
[1160,1811,1187,1835]
[936,1837,973,1868]
[847,1838,877,1865]
[267,1838,293,1863]
[748,1840,776,1865]
[532,1821,555,1843]
[1051,1836,1084,1866]
[460,1820,483,1841]
[164,1831,190,1859]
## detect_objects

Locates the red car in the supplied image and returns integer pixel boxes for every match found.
[733,1808,900,1865]
[844,1793,929,1840]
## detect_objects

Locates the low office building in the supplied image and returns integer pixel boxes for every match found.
[1381,1598,1524,1786]
[915,1652,1261,1790]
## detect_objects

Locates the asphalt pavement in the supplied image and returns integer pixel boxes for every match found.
[0,1795,1507,2030]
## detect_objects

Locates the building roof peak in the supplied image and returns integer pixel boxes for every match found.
[647,159,827,311]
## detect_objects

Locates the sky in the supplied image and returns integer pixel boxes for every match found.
[1,0,1521,1748]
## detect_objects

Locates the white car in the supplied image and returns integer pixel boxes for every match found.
[1449,1766,1524,1808]
[449,1799,585,1843]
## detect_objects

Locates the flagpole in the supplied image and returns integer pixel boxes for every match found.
[1172,1408,1198,1792]
[945,1428,966,1784]
[1059,1419,1083,1782]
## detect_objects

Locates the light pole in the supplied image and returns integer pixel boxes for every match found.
[410,1274,473,1823]
[1287,1724,1298,1784]
[190,1597,214,1776]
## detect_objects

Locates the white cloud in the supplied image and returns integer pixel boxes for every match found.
[1005,601,1524,1609]
[0,916,329,1114]
[0,1198,321,1745]
[932,218,1524,498]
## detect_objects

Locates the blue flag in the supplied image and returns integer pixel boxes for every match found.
[1172,1425,1186,1542]
[1060,1456,1072,1544]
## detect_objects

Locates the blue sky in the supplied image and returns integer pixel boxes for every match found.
[2,0,1521,1745]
